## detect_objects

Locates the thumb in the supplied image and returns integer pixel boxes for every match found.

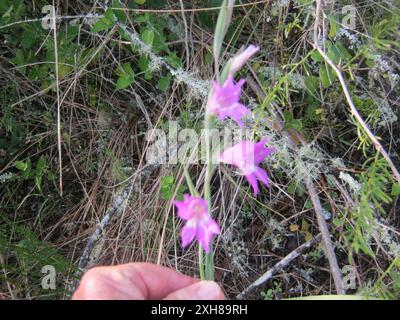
[163,281,225,300]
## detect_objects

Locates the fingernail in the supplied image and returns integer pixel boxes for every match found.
[195,281,223,300]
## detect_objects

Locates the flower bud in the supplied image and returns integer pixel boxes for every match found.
[228,45,259,75]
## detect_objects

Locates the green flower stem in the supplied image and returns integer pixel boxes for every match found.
[183,166,198,196]
[204,113,215,281]
[198,244,205,280]
[200,0,232,282]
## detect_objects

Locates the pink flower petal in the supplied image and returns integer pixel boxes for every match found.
[207,76,249,127]
[220,140,274,196]
[174,194,220,253]
[218,102,251,128]
[245,173,259,195]
[196,227,210,253]
[254,166,270,188]
[181,223,196,248]
[220,141,254,167]
[204,217,221,235]
[174,200,193,220]
[254,139,275,164]
[197,218,220,254]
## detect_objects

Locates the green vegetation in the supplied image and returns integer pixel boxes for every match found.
[0,0,399,299]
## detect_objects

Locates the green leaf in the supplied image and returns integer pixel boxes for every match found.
[15,160,28,171]
[138,55,149,71]
[92,9,115,32]
[152,31,168,54]
[326,41,341,64]
[157,73,171,92]
[2,5,13,18]
[104,8,116,22]
[165,52,182,69]
[311,49,324,62]
[112,0,127,22]
[391,183,400,196]
[304,75,319,95]
[160,175,175,200]
[213,0,233,69]
[328,15,341,38]
[11,49,26,73]
[122,62,134,76]
[115,62,134,90]
[92,19,111,32]
[205,52,213,65]
[134,13,150,23]
[141,28,155,46]
[283,110,294,124]
[20,28,36,49]
[304,200,313,209]
[197,11,214,29]
[116,74,132,90]
[319,63,337,88]
[34,175,42,192]
[334,41,352,61]
[284,110,303,131]
[117,27,131,41]
[332,217,344,227]
[134,0,146,4]
[36,156,46,174]
[292,119,303,131]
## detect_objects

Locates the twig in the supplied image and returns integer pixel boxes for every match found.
[95,0,270,14]
[76,183,134,272]
[236,234,321,299]
[179,0,190,69]
[305,179,345,294]
[313,0,400,185]
[0,14,100,30]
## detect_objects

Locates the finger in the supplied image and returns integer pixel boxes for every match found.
[163,281,225,300]
[72,263,198,300]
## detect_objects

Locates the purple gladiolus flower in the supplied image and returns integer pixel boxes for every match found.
[174,194,220,253]
[229,45,260,75]
[219,139,275,195]
[207,75,251,127]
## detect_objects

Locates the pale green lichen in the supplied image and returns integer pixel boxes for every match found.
[0,172,13,183]
[339,171,362,195]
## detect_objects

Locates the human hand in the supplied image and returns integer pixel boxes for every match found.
[72,263,225,300]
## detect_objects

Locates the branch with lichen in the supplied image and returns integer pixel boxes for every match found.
[0,4,211,99]
[68,163,158,293]
[237,234,321,299]
[97,1,210,98]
